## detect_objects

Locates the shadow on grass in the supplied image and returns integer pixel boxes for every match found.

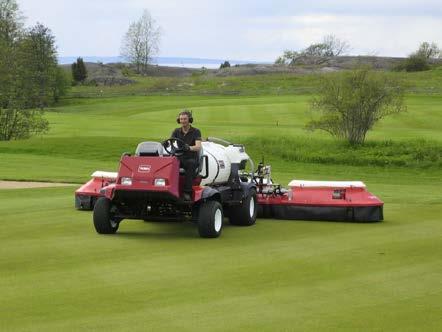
[116,231,196,239]
[115,219,236,240]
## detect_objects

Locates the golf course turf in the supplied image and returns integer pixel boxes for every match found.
[0,72,441,331]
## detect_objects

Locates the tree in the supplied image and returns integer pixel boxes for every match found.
[71,57,87,84]
[120,9,161,74]
[0,0,22,44]
[274,50,299,65]
[219,61,230,69]
[17,23,59,108]
[0,0,66,140]
[275,35,349,65]
[52,67,70,102]
[416,41,440,59]
[399,42,440,72]
[305,35,349,57]
[274,56,286,65]
[0,0,22,107]
[307,68,406,145]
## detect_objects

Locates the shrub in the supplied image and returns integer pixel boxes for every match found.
[220,61,231,69]
[307,68,406,145]
[403,54,430,72]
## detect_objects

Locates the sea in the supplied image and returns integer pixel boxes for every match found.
[58,56,260,69]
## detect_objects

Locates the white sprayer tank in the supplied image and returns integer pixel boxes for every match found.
[199,141,250,186]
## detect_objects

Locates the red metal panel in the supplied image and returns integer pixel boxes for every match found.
[75,178,109,197]
[257,187,383,208]
[115,156,180,198]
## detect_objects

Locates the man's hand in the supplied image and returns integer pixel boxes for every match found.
[183,144,191,152]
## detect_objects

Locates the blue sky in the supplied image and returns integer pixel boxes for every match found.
[18,0,442,61]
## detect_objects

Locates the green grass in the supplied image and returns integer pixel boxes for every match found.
[66,66,442,98]
[0,173,441,331]
[0,94,441,183]
[68,73,322,98]
[1,71,442,330]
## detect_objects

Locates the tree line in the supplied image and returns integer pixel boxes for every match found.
[0,0,69,141]
[276,35,441,72]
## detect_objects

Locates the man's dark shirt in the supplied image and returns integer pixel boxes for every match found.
[171,126,202,159]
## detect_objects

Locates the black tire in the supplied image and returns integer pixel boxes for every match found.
[93,197,120,234]
[229,189,257,226]
[197,200,223,238]
[191,204,200,224]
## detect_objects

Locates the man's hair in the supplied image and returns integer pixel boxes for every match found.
[177,110,193,123]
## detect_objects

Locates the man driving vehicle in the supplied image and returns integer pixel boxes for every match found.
[171,110,202,201]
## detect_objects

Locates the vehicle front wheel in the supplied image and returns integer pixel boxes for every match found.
[197,200,223,238]
[93,197,120,234]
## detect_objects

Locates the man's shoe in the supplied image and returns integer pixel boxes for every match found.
[183,193,192,202]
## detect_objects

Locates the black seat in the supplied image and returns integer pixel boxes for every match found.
[179,147,204,177]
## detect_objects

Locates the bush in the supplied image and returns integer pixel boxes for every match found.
[307,68,406,145]
[395,42,440,72]
[403,54,430,72]
[220,61,231,69]
[121,66,135,77]
[0,110,49,140]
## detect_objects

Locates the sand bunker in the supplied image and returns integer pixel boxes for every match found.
[0,181,77,189]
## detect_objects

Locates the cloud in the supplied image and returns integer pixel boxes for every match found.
[237,13,442,60]
[16,0,442,60]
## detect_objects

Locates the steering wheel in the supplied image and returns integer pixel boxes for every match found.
[162,137,187,156]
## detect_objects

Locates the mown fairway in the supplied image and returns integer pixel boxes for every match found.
[1,82,441,330]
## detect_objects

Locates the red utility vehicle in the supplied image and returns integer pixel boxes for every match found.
[75,138,383,238]
[77,138,257,238]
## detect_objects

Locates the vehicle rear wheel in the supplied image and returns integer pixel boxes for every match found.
[229,189,257,226]
[198,200,223,238]
[93,197,120,234]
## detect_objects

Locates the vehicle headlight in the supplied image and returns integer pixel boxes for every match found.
[121,177,132,185]
[154,178,166,186]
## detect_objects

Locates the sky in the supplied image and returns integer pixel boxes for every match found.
[17,0,442,61]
